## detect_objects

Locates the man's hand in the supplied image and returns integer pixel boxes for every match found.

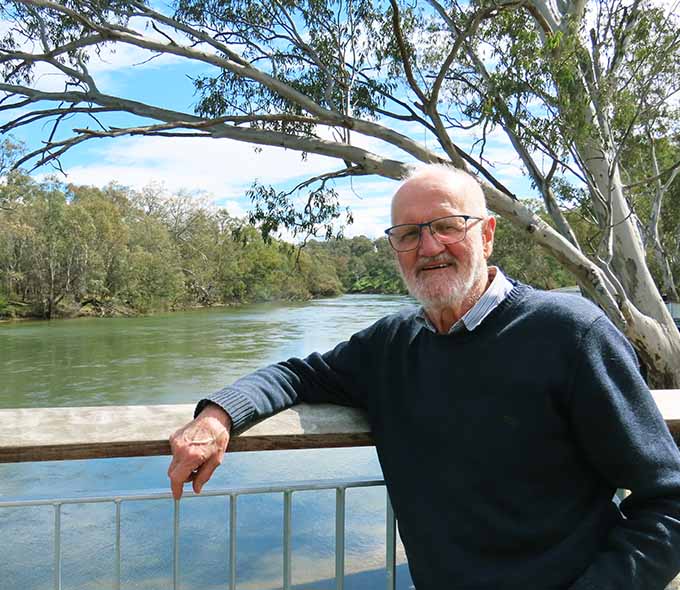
[168,403,232,500]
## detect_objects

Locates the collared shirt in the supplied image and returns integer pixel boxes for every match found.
[415,266,514,334]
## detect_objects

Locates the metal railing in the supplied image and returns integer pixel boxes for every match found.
[1,398,677,589]
[0,476,397,590]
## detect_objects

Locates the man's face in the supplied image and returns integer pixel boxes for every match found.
[391,176,495,310]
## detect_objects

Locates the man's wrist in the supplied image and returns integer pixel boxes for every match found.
[199,402,233,431]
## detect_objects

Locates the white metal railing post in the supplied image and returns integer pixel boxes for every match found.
[385,493,396,590]
[335,487,346,590]
[173,499,180,590]
[115,499,122,590]
[283,490,293,590]
[53,502,62,590]
[229,494,237,590]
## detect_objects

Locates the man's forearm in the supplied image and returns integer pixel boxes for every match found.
[194,343,370,432]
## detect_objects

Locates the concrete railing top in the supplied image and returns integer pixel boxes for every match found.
[0,403,372,463]
[1,390,679,463]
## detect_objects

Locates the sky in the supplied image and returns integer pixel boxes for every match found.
[1,6,533,241]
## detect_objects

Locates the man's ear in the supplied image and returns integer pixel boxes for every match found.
[482,216,496,259]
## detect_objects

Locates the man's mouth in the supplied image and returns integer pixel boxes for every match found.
[420,262,453,272]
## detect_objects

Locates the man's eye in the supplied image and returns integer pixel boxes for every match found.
[435,219,463,233]
[399,228,419,241]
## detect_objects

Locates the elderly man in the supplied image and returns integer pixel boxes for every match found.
[169,165,680,590]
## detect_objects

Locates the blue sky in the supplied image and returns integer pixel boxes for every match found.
[2,10,532,240]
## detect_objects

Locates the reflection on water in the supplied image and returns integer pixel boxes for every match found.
[0,295,416,589]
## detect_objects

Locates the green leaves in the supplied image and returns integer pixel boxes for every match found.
[246,180,352,245]
[0,173,398,317]
[179,0,389,122]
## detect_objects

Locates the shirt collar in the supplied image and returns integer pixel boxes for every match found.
[415,267,514,335]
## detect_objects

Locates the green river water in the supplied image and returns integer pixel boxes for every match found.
[0,295,414,590]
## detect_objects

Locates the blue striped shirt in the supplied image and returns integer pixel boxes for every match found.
[415,267,514,334]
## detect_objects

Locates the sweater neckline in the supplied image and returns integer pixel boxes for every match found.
[418,282,530,338]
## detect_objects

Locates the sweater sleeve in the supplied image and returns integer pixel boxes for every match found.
[567,316,680,590]
[194,319,380,431]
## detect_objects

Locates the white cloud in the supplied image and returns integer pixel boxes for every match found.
[86,41,186,76]
[63,134,339,195]
[216,198,247,217]
[58,132,407,238]
[334,182,397,238]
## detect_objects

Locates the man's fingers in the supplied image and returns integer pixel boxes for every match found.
[170,468,186,501]
[192,438,227,494]
[192,454,222,494]
[168,454,204,500]
[169,460,194,500]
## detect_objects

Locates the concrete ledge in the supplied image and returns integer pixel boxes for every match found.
[0,403,372,463]
[651,389,680,443]
[0,390,678,463]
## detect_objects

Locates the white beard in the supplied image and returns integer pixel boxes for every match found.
[400,249,487,311]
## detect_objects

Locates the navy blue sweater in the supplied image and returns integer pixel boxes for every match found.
[199,284,680,589]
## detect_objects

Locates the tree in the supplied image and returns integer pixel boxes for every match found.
[490,207,574,291]
[21,180,92,318]
[68,183,131,301]
[619,135,680,302]
[0,0,679,384]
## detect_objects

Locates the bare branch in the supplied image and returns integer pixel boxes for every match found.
[624,157,680,190]
[642,129,680,300]
[461,35,580,245]
[388,0,428,107]
[429,5,497,108]
[3,3,447,167]
[607,0,643,77]
[68,121,412,179]
[289,167,370,194]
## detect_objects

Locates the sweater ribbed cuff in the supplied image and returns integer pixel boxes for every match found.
[195,388,256,432]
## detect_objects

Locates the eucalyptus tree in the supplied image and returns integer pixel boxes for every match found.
[620,136,680,302]
[1,0,679,384]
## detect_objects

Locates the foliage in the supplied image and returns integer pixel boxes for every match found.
[306,235,408,294]
[0,174,414,318]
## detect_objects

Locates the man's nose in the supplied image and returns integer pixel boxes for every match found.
[418,226,446,256]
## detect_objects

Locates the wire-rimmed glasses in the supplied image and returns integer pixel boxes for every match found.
[384,214,483,252]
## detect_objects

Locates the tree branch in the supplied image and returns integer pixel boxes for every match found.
[624,157,680,190]
[68,121,412,179]
[388,0,428,107]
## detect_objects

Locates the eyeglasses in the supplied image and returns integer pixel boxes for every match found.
[384,214,483,252]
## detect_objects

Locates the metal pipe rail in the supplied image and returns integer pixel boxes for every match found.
[0,477,397,590]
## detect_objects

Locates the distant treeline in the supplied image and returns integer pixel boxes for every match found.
[0,173,572,319]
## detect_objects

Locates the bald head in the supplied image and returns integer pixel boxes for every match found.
[391,165,487,224]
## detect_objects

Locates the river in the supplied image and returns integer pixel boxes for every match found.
[0,294,415,590]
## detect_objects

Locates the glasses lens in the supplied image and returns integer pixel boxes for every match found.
[389,225,420,251]
[431,216,467,243]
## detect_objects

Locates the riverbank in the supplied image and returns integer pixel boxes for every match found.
[0,298,146,322]
[0,290,397,323]
[0,296,290,323]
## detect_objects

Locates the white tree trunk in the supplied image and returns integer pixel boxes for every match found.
[577,144,680,386]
